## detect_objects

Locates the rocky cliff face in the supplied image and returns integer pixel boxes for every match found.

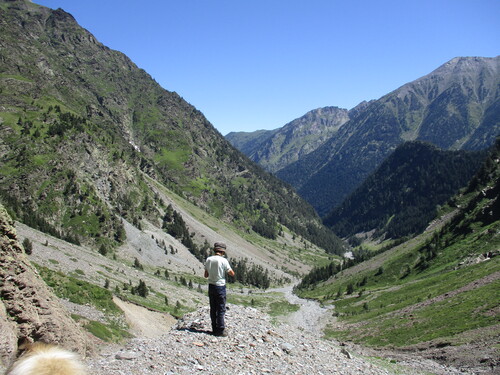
[0,204,92,369]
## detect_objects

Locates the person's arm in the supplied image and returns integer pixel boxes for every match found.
[204,269,209,278]
[228,269,235,277]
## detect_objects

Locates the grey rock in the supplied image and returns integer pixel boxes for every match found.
[114,351,141,360]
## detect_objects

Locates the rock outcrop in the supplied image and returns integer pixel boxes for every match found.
[0,204,92,369]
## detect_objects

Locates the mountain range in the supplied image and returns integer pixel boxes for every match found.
[228,56,500,217]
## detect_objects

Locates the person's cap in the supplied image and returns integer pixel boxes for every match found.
[213,242,227,252]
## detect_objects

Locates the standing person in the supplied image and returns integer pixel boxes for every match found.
[204,242,235,336]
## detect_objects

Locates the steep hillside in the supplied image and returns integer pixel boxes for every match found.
[296,138,500,372]
[227,106,351,173]
[324,141,486,241]
[277,56,500,216]
[0,203,92,368]
[0,0,344,261]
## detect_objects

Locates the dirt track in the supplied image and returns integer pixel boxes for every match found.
[112,297,176,338]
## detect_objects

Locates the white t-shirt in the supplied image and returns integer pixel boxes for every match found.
[205,255,232,286]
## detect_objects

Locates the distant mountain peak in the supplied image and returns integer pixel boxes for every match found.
[226,106,349,173]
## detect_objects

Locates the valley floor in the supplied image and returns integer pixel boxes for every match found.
[83,292,484,375]
[13,222,497,374]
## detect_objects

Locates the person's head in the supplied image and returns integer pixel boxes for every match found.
[213,242,227,256]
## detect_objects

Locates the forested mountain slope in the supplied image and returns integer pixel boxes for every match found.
[0,0,344,257]
[324,141,486,241]
[297,137,500,373]
[277,56,500,216]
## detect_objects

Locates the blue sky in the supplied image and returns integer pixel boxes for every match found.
[33,0,499,135]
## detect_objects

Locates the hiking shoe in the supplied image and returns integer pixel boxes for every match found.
[214,329,228,337]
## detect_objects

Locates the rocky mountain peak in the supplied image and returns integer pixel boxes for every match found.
[227,106,350,173]
[284,106,349,135]
[437,55,499,74]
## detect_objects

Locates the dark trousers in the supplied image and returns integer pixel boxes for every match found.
[208,284,226,333]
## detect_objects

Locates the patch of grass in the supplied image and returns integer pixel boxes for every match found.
[231,176,249,188]
[186,177,213,197]
[36,265,121,314]
[65,209,100,236]
[83,320,132,343]
[295,250,338,269]
[207,199,225,219]
[228,290,299,318]
[357,239,396,252]
[32,153,53,167]
[363,356,424,375]
[0,163,20,178]
[118,290,194,319]
[0,73,33,82]
[333,258,498,321]
[324,259,500,347]
[268,300,300,317]
[36,266,133,341]
[154,130,192,171]
[329,280,500,347]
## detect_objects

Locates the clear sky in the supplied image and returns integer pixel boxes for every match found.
[33,0,499,135]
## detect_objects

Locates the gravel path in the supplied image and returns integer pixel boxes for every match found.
[86,305,395,375]
[82,290,478,375]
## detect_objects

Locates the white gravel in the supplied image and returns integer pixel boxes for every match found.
[83,294,476,375]
[85,305,395,375]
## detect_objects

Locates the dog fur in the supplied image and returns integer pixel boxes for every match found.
[5,342,86,375]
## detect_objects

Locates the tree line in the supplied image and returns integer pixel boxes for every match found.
[162,204,272,289]
[228,258,270,289]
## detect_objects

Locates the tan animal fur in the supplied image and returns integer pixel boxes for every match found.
[5,342,86,375]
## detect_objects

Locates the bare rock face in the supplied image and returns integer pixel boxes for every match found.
[0,302,17,369]
[0,204,92,368]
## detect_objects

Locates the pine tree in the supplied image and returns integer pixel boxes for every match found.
[133,257,143,270]
[22,238,33,255]
[99,244,107,256]
[136,279,148,298]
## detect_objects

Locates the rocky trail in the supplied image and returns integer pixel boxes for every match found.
[85,303,389,375]
[82,290,478,375]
